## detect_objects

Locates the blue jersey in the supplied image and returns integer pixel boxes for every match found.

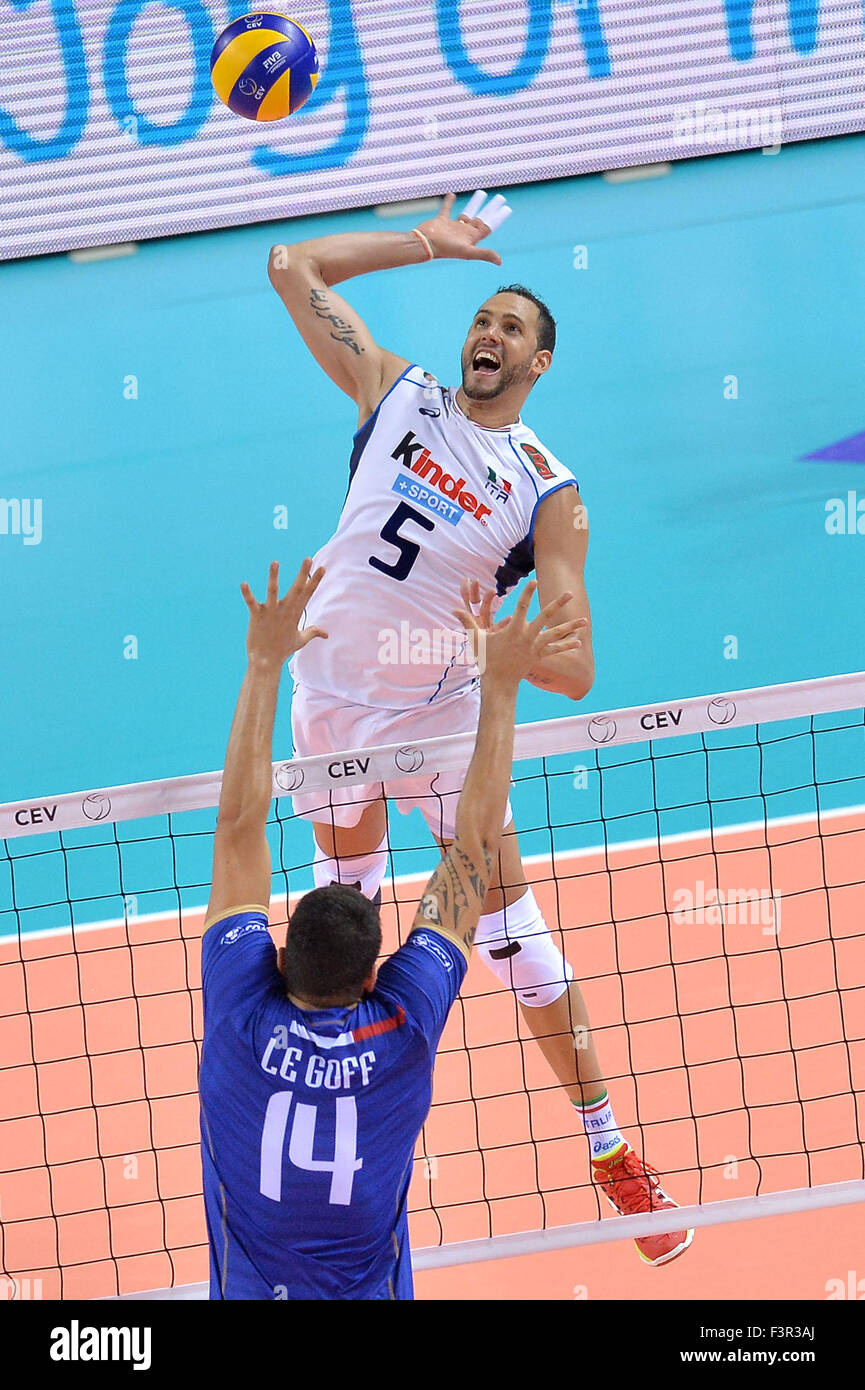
[199,907,467,1300]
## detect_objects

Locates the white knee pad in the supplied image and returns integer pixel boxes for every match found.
[476,888,573,1007]
[313,837,388,903]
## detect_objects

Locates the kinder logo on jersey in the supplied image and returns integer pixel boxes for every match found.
[391,431,492,526]
[521,442,555,480]
[411,932,454,971]
[220,921,269,946]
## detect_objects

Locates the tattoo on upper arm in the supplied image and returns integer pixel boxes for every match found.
[309,287,365,357]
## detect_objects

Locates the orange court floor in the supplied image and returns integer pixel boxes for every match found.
[0,815,863,1302]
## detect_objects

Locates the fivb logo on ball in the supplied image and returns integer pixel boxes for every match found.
[210,12,319,123]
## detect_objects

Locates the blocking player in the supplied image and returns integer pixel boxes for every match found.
[199,558,582,1299]
[267,192,693,1265]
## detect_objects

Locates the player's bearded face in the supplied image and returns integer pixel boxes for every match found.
[460,331,535,400]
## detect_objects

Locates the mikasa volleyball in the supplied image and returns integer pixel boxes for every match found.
[210,12,319,121]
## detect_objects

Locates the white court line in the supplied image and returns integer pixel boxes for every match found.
[3,799,863,947]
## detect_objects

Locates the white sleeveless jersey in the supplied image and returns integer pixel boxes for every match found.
[290,364,579,709]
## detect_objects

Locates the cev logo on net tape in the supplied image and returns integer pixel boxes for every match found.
[273,745,425,795]
[6,675,864,841]
[586,700,737,745]
[271,702,745,800]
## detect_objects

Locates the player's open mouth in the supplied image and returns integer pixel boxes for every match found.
[472,349,501,376]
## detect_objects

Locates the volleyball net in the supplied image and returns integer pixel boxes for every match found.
[1,672,864,1300]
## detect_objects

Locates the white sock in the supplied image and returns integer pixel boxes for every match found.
[573,1090,628,1164]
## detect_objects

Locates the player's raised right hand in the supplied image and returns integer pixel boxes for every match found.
[415,192,504,265]
[241,559,328,669]
[453,579,585,691]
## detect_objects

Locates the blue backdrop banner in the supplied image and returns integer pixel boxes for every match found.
[1,0,865,259]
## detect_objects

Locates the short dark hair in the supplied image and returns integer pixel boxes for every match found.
[496,283,556,354]
[284,884,382,1002]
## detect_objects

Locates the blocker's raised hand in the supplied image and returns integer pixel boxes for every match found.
[413,190,511,265]
[241,559,328,667]
[454,579,585,688]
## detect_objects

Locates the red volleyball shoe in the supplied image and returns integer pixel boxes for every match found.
[593,1146,694,1267]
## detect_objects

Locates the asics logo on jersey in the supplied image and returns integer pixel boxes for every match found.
[391,431,492,525]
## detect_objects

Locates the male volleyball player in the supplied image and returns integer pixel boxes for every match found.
[200,558,581,1299]
[267,191,693,1265]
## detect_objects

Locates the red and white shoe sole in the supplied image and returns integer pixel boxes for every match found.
[636,1225,694,1267]
[601,1192,695,1266]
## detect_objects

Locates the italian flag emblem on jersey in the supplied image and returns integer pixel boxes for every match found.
[485,466,512,502]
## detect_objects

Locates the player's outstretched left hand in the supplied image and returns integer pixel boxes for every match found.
[241,559,328,668]
[453,578,585,689]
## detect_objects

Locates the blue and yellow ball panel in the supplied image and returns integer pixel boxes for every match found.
[210,12,319,121]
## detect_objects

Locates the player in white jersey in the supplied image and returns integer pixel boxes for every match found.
[268,191,693,1265]
[289,363,576,711]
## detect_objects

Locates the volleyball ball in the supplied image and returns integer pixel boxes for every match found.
[210,12,319,122]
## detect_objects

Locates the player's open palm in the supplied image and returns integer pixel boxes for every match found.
[415,192,504,265]
[454,578,584,688]
[241,559,328,667]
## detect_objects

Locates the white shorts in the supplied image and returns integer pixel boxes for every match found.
[289,681,512,840]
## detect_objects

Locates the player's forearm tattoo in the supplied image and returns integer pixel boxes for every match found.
[422,842,492,948]
[436,854,469,922]
[453,844,491,907]
[309,287,364,356]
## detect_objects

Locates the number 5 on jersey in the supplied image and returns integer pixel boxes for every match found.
[369,501,435,582]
